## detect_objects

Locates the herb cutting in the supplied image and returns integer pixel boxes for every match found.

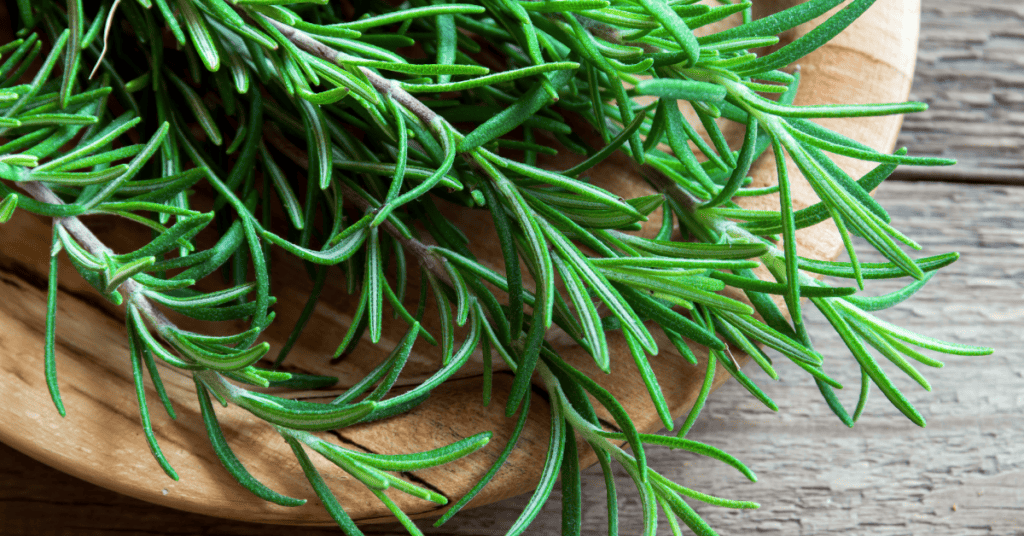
[0,0,993,535]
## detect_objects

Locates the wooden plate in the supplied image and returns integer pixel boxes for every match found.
[0,0,920,527]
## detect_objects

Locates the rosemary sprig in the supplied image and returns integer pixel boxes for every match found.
[1,1,992,535]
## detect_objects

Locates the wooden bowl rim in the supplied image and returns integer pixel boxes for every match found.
[0,0,921,527]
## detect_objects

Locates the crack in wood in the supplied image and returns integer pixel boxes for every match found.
[325,430,452,507]
[326,430,375,454]
[397,470,450,504]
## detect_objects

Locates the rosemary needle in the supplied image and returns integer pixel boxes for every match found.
[1,1,992,535]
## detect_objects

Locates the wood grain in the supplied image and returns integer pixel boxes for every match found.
[673,180,1024,535]
[2,180,1015,535]
[3,0,1019,534]
[0,0,920,528]
[311,181,1024,535]
[893,0,1024,184]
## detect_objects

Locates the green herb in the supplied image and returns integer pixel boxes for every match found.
[2,1,991,535]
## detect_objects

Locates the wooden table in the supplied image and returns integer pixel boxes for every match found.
[3,1,1022,534]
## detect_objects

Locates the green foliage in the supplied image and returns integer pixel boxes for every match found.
[2,0,992,535]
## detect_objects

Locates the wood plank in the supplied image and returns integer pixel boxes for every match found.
[376,181,1024,535]
[893,0,1024,183]
[0,0,922,530]
[4,0,1022,532]
[670,180,1024,535]
[3,181,1017,535]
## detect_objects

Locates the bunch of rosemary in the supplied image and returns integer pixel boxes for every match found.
[1,0,992,534]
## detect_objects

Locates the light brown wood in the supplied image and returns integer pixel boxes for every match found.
[2,180,1014,535]
[0,0,921,529]
[366,181,1018,535]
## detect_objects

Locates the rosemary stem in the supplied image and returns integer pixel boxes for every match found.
[16,180,178,334]
[641,163,833,328]
[535,361,633,464]
[268,10,821,352]
[535,359,662,532]
[1,3,990,532]
[260,14,449,137]
[260,124,449,283]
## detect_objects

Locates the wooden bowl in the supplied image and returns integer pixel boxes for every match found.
[0,0,921,527]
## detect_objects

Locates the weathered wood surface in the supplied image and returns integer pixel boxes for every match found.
[893,0,1024,184]
[0,0,916,530]
[3,180,1017,535]
[398,182,1023,535]
[2,0,1022,534]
